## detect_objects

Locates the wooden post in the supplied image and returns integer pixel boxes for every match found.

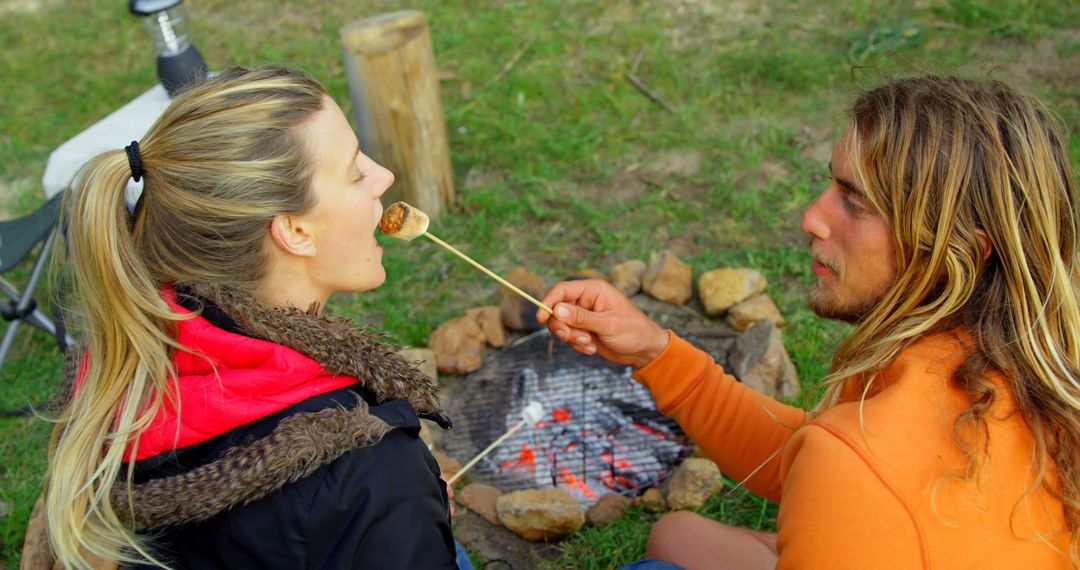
[340,11,455,219]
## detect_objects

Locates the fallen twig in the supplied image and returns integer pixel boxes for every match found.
[625,49,676,113]
[630,48,646,75]
[484,38,535,88]
[626,71,676,113]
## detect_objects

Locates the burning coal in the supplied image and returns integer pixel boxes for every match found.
[443,331,692,504]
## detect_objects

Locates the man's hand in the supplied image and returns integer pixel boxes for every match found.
[537,279,669,369]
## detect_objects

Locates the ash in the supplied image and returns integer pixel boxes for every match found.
[442,330,692,504]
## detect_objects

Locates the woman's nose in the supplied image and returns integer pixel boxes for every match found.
[373,162,394,197]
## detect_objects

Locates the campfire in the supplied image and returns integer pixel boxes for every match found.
[442,330,692,504]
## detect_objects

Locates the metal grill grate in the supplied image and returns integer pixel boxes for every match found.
[442,330,692,504]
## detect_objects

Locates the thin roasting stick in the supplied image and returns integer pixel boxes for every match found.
[422,232,554,315]
[446,401,544,485]
[445,421,526,486]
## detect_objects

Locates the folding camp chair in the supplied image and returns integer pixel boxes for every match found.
[0,191,71,372]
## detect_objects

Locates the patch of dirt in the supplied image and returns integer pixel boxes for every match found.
[965,29,1080,106]
[638,149,703,180]
[606,170,649,203]
[462,167,505,190]
[453,510,562,569]
[0,0,46,16]
[587,149,705,205]
[791,124,840,166]
[670,183,709,203]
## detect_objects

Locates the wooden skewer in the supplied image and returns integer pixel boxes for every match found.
[445,420,527,485]
[422,232,554,315]
[445,401,544,486]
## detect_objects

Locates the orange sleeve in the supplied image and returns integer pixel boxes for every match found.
[776,422,926,569]
[633,331,806,501]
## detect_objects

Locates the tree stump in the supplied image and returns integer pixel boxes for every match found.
[340,10,455,219]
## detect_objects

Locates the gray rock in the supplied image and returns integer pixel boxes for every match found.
[742,324,800,402]
[666,458,723,510]
[728,319,774,380]
[496,488,585,542]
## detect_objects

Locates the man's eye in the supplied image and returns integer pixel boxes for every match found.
[842,192,867,213]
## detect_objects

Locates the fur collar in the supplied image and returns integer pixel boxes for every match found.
[103,284,450,530]
[191,284,450,427]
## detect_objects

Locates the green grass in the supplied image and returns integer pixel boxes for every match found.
[1,0,1078,566]
[543,478,780,570]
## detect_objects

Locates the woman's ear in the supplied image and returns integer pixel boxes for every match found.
[268,214,317,258]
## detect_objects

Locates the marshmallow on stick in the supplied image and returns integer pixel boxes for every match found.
[445,401,545,485]
[379,201,430,240]
[379,201,554,315]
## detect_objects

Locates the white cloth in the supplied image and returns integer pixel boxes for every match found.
[41,84,171,199]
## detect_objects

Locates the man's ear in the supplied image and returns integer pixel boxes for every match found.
[268,214,317,258]
[975,229,993,261]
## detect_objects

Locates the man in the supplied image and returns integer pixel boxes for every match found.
[539,76,1078,569]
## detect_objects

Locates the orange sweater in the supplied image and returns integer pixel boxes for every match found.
[634,331,1070,569]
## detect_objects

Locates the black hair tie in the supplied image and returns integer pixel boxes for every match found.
[125,141,143,183]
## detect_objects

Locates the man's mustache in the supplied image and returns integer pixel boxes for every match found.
[807,238,839,272]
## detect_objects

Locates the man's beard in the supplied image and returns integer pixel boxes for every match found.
[809,285,881,324]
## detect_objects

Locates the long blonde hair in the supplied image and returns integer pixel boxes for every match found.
[46,65,327,569]
[816,76,1079,564]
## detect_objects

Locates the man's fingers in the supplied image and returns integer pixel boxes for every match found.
[554,302,596,329]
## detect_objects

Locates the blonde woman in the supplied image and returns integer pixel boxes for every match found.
[541,76,1079,569]
[43,66,461,569]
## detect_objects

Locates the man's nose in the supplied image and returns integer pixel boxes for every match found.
[801,192,830,241]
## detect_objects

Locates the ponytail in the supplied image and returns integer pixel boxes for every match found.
[47,149,181,569]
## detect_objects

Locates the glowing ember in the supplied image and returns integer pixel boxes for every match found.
[558,467,597,500]
[442,331,693,504]
[633,422,668,439]
[500,444,536,471]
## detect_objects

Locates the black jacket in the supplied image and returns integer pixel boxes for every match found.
[92,285,458,569]
[133,387,456,569]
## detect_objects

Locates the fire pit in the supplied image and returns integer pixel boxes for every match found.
[442,329,694,504]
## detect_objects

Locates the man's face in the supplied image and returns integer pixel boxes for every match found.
[800,131,897,323]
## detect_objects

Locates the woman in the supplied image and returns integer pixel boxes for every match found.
[43,66,459,569]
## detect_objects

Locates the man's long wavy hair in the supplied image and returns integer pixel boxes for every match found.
[814,76,1079,564]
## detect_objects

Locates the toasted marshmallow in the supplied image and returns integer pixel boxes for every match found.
[379,201,430,240]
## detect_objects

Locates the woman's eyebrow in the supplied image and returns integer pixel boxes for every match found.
[345,140,360,177]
